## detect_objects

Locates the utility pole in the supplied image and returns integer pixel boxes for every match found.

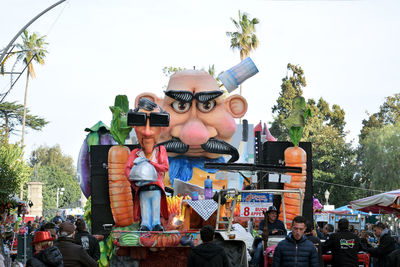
[56,187,65,209]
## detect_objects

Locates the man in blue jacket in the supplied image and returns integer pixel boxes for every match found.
[272,216,319,267]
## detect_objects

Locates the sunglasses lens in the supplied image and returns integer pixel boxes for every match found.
[127,112,147,126]
[149,113,169,126]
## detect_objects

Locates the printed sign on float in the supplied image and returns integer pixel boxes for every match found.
[240,192,273,217]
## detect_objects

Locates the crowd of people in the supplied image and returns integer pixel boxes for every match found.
[1,212,100,267]
[3,208,400,267]
[248,206,400,267]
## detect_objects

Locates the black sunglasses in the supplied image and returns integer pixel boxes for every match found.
[127,111,170,127]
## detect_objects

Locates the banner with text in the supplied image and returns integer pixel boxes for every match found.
[240,192,273,217]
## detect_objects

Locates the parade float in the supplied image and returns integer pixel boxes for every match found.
[77,59,314,267]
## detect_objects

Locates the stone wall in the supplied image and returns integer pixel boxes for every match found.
[27,182,43,217]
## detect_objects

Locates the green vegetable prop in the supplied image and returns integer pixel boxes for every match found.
[110,95,131,146]
[279,96,312,228]
[119,233,140,246]
[283,96,312,146]
[98,235,114,267]
[83,196,91,230]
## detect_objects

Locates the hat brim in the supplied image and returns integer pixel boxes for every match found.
[31,237,54,245]
[267,210,279,214]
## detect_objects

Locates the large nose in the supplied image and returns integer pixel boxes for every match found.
[141,121,153,137]
[180,119,209,146]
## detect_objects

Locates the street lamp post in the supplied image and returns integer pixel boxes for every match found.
[324,190,330,205]
[56,187,65,209]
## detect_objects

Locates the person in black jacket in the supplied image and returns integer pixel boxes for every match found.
[26,231,63,267]
[360,230,372,250]
[321,223,334,241]
[74,219,100,261]
[272,216,319,267]
[252,206,287,266]
[322,218,361,267]
[187,225,229,267]
[304,221,323,267]
[55,222,98,267]
[364,222,395,267]
[258,206,287,236]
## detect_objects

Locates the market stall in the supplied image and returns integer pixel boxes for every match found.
[350,189,400,215]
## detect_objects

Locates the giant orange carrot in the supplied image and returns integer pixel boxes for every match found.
[279,96,311,229]
[108,95,134,227]
[279,146,307,228]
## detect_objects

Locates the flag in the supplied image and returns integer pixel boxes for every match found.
[264,123,277,141]
[254,121,262,135]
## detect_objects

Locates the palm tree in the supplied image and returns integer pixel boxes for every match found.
[15,30,48,146]
[226,10,259,96]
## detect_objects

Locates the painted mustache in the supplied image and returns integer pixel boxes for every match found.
[157,137,189,154]
[157,137,239,163]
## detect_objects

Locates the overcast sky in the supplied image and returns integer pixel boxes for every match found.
[1,0,399,164]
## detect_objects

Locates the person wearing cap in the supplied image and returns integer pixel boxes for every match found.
[26,231,63,267]
[259,206,287,236]
[42,222,57,239]
[251,206,287,267]
[55,222,97,267]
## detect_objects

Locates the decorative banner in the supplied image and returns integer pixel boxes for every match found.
[334,214,363,223]
[314,213,329,222]
[240,192,273,217]
[360,216,366,230]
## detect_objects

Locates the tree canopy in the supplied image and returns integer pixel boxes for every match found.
[29,145,80,217]
[270,63,364,206]
[0,140,31,204]
[359,93,400,141]
[16,30,48,79]
[0,101,48,141]
[270,64,306,141]
[358,121,400,192]
[15,30,49,145]
[356,93,400,193]
[226,10,259,61]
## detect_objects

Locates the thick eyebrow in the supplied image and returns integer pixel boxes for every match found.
[164,90,194,103]
[194,91,223,103]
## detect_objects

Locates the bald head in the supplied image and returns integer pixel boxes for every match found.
[166,70,220,93]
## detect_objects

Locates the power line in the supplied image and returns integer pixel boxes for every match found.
[314,179,385,193]
[46,0,69,36]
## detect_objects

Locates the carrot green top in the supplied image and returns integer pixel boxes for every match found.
[283,96,312,146]
[110,95,131,146]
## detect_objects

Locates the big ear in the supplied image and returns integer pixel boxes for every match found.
[224,94,247,118]
[134,93,162,108]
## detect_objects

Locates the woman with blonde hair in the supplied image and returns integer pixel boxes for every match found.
[26,231,63,267]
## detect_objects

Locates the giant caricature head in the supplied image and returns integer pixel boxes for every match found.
[135,70,247,161]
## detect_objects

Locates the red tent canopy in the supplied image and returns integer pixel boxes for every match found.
[350,189,400,215]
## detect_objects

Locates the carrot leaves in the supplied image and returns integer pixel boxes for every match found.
[283,96,312,146]
[110,95,131,146]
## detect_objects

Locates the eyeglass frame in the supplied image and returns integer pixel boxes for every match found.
[127,110,170,127]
